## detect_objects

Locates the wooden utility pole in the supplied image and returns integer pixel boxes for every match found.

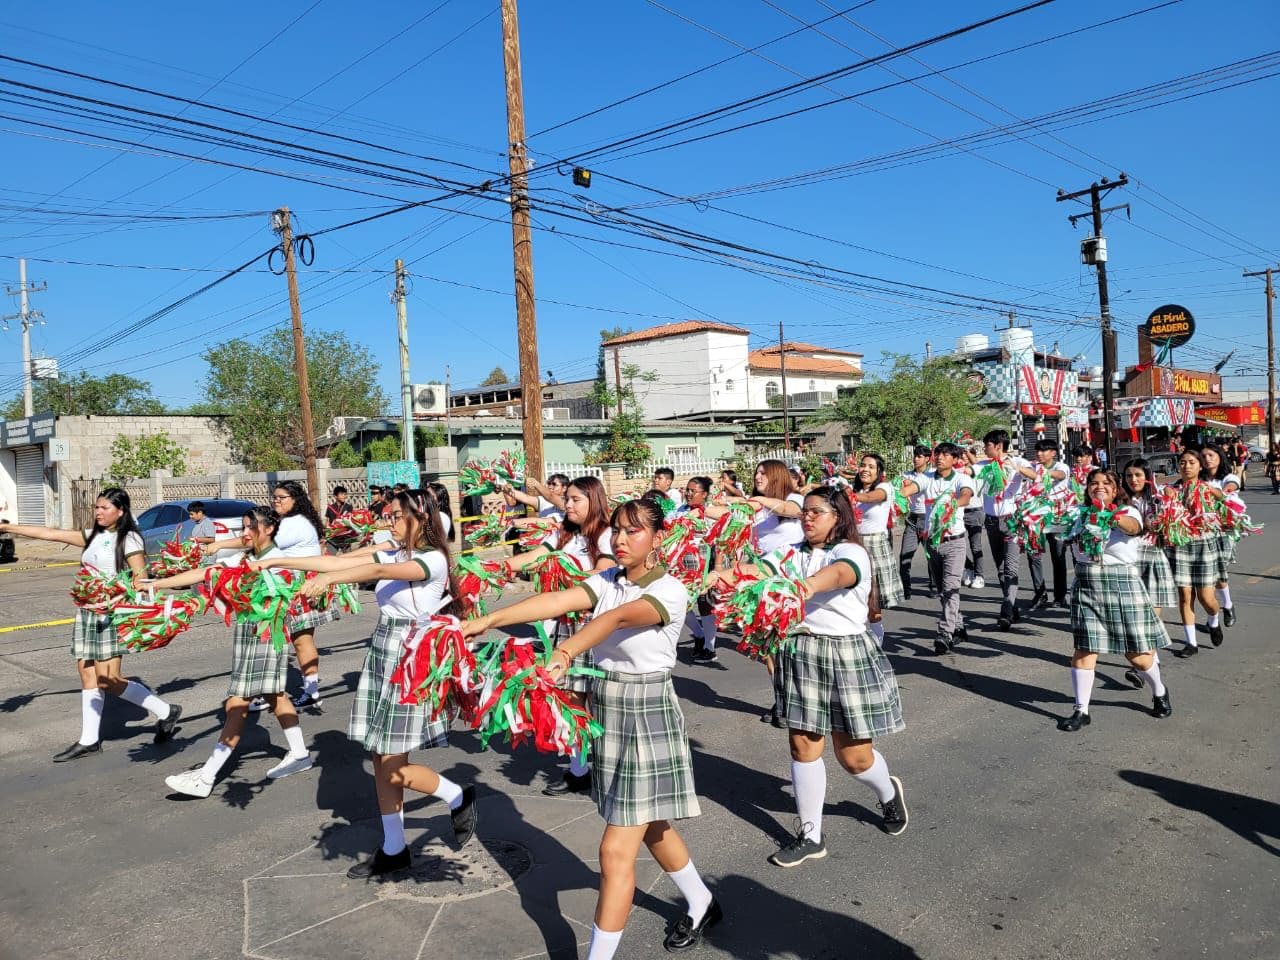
[1244,266,1278,452]
[613,348,625,418]
[499,0,544,482]
[779,322,791,449]
[273,207,320,503]
[394,259,414,464]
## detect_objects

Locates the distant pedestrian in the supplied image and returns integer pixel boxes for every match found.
[186,501,217,546]
[1267,447,1280,495]
[325,486,356,551]
[652,467,685,509]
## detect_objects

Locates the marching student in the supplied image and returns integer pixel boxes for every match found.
[507,475,617,796]
[1201,444,1241,627]
[463,498,719,957]
[1057,469,1173,731]
[1166,449,1225,657]
[501,472,569,530]
[896,445,934,599]
[1121,459,1178,620]
[150,506,313,797]
[4,488,182,760]
[676,476,720,663]
[960,443,987,591]
[900,443,977,654]
[272,481,335,710]
[425,481,455,541]
[848,453,903,645]
[719,485,907,868]
[976,430,1030,630]
[1018,440,1072,611]
[717,468,745,500]
[258,490,477,878]
[652,467,685,509]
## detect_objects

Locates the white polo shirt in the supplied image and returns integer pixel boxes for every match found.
[761,541,871,636]
[755,493,805,553]
[543,527,616,571]
[1071,505,1143,566]
[854,482,895,536]
[81,528,145,576]
[373,549,450,619]
[903,470,930,515]
[535,496,564,522]
[919,471,975,538]
[579,566,688,673]
[276,514,323,559]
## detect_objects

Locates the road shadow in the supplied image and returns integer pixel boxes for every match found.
[688,736,819,846]
[673,672,769,719]
[1118,770,1280,856]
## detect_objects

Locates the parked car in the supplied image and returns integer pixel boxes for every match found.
[1144,452,1180,482]
[136,498,258,560]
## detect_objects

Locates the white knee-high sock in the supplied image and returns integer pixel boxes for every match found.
[431,775,463,810]
[868,621,885,644]
[303,672,320,697]
[791,758,826,842]
[200,742,233,783]
[1140,659,1166,697]
[1182,624,1197,647]
[79,689,104,745]
[700,615,717,651]
[1217,587,1233,610]
[282,724,307,758]
[381,810,406,855]
[119,680,170,720]
[853,749,895,804]
[1207,612,1219,628]
[569,751,590,777]
[666,860,713,926]
[1071,668,1095,713]
[587,925,623,960]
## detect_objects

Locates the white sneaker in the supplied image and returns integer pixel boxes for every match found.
[248,697,270,712]
[165,769,213,798]
[971,576,986,589]
[961,570,973,587]
[266,753,314,780]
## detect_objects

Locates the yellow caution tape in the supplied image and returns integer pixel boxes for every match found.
[0,617,75,634]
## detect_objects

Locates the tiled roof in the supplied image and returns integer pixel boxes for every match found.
[602,321,751,347]
[755,341,864,358]
[747,349,863,377]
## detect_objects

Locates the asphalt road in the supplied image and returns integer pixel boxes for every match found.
[0,498,1277,960]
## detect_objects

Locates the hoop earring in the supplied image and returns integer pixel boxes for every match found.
[644,548,659,570]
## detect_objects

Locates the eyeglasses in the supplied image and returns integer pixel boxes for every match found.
[389,511,406,521]
[271,494,291,502]
[800,507,835,517]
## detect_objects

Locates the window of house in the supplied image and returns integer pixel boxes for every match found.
[724,378,734,391]
[765,381,779,400]
[808,379,817,391]
[665,445,699,461]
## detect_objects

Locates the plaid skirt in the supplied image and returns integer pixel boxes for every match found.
[1171,537,1220,589]
[1136,543,1178,608]
[287,606,340,634]
[590,671,700,826]
[227,620,288,699]
[71,608,129,662]
[862,531,904,608]
[774,632,906,740]
[348,616,449,755]
[1070,563,1169,655]
[1214,534,1234,582]
[549,617,595,694]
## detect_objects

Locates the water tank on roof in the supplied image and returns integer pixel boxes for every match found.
[999,326,1035,364]
[954,334,989,356]
[1089,365,1103,380]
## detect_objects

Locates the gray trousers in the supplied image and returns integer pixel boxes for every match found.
[898,512,935,594]
[984,514,1019,616]
[928,535,967,639]
[962,507,985,578]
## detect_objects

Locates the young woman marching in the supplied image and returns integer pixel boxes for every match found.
[1166,449,1225,657]
[5,488,182,760]
[896,445,934,599]
[463,498,719,957]
[717,468,745,500]
[1121,459,1178,621]
[676,476,720,663]
[149,506,313,797]
[271,481,335,710]
[425,482,455,540]
[848,453,904,645]
[723,485,907,868]
[1201,444,1241,627]
[508,475,616,796]
[259,489,477,878]
[1057,469,1173,731]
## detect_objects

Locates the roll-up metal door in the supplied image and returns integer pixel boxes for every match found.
[14,445,45,524]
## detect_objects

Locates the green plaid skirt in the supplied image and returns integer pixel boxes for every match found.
[71,608,129,662]
[549,617,595,694]
[774,632,906,739]
[1070,562,1169,655]
[287,606,340,634]
[1137,543,1178,608]
[1171,537,1220,589]
[227,620,288,699]
[863,531,904,608]
[348,616,449,755]
[590,671,700,826]
[1214,534,1234,582]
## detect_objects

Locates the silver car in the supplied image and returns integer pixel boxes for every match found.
[135,498,258,560]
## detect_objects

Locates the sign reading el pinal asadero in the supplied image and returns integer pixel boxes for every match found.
[1143,304,1195,348]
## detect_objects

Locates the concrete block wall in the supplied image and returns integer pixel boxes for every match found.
[54,415,237,481]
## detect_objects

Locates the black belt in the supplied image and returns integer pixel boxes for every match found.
[938,532,965,542]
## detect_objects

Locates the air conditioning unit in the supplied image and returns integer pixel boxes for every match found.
[411,383,447,416]
[542,407,571,421]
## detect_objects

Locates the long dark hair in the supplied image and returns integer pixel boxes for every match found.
[394,490,461,617]
[1086,468,1129,506]
[611,497,665,535]
[85,487,142,575]
[1201,444,1230,481]
[1121,458,1156,503]
[850,453,885,493]
[274,479,324,540]
[425,482,454,541]
[244,506,281,546]
[804,486,863,548]
[555,475,610,566]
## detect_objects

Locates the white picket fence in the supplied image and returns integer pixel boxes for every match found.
[544,462,604,480]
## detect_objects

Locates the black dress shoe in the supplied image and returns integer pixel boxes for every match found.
[1223,608,1237,628]
[1011,606,1023,624]
[760,705,784,728]
[451,786,478,847]
[1030,587,1048,609]
[1151,692,1172,719]
[933,636,952,655]
[954,626,968,645]
[1208,624,1224,647]
[1122,668,1144,690]
[664,899,723,952]
[52,741,101,763]
[1174,643,1199,658]
[346,846,412,879]
[1057,710,1091,732]
[542,771,591,797]
[154,704,183,744]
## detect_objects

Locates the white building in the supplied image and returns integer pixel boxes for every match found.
[602,322,862,421]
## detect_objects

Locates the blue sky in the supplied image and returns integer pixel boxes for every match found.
[0,0,1277,413]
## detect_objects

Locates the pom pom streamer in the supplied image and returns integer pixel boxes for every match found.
[530,551,589,621]
[459,449,525,496]
[113,593,206,651]
[1216,496,1263,542]
[453,555,514,618]
[391,615,481,721]
[324,508,379,546]
[927,493,960,546]
[1063,499,1117,562]
[147,535,204,579]
[706,502,758,564]
[517,518,561,548]
[974,459,1009,501]
[70,565,134,613]
[464,511,509,548]
[713,568,806,660]
[660,519,711,601]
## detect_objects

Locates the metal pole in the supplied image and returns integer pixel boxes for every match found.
[445,364,453,447]
[394,259,414,463]
[779,321,791,449]
[273,207,320,503]
[1245,267,1278,453]
[499,0,544,482]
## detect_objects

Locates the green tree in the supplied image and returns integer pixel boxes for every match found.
[415,423,448,449]
[479,366,510,386]
[5,372,165,419]
[361,435,403,464]
[817,354,999,473]
[204,328,387,471]
[107,433,187,482]
[328,440,363,468]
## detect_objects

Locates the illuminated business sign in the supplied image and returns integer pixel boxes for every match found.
[1195,403,1266,426]
[1143,304,1195,348]
[1157,367,1220,398]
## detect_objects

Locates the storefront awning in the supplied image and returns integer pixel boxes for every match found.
[1195,416,1237,432]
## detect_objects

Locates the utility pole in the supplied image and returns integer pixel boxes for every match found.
[1058,174,1128,468]
[499,0,544,483]
[1244,266,1278,452]
[779,321,791,449]
[612,348,625,418]
[393,259,415,464]
[4,259,46,417]
[445,364,453,447]
[272,207,320,503]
